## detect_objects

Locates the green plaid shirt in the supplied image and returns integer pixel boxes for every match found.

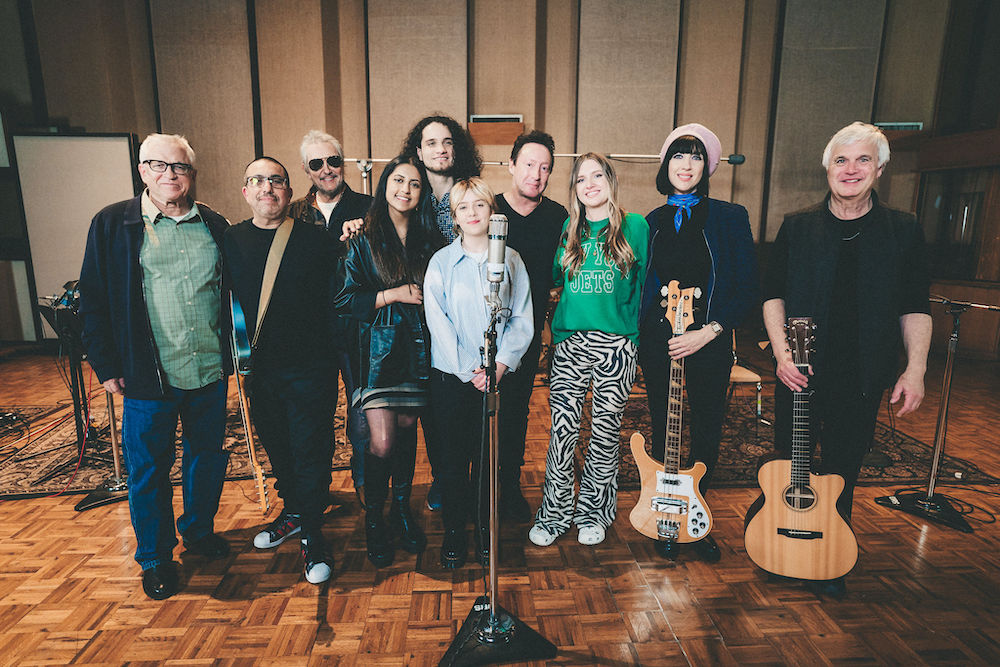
[139,192,223,390]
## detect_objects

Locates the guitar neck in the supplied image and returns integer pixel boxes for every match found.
[790,363,810,485]
[664,356,685,474]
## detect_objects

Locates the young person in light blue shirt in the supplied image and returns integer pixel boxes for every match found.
[423,177,533,569]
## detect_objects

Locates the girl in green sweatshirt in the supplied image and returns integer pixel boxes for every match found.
[529,152,649,547]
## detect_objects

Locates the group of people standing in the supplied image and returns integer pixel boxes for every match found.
[78,115,930,601]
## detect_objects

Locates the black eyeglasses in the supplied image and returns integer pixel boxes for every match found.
[307,155,344,171]
[142,159,194,175]
[245,175,289,189]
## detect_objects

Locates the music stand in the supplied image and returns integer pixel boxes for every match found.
[876,296,1000,532]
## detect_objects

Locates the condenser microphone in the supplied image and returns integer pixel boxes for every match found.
[724,154,746,165]
[486,214,508,310]
[487,214,508,283]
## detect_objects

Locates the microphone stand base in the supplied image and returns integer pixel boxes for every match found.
[875,491,973,533]
[74,475,129,512]
[439,595,556,666]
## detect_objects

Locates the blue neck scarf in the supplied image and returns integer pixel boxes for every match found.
[666,193,702,232]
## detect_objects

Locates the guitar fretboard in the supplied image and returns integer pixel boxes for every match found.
[791,362,810,486]
[665,356,685,475]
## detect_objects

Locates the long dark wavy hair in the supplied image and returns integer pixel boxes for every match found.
[401,115,483,180]
[363,154,445,287]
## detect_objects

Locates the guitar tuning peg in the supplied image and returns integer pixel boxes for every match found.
[660,285,669,297]
[660,299,668,308]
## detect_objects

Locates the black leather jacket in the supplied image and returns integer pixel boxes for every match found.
[336,236,430,390]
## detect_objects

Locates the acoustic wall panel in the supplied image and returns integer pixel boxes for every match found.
[31,0,156,136]
[576,0,680,217]
[150,0,256,223]
[255,0,328,198]
[675,0,746,204]
[367,0,468,162]
[763,0,886,240]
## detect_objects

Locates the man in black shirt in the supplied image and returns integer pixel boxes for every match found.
[289,131,374,514]
[494,130,569,521]
[762,122,931,597]
[224,157,338,584]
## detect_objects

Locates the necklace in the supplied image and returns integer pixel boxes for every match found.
[842,230,860,241]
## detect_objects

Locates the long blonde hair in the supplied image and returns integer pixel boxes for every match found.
[560,152,634,280]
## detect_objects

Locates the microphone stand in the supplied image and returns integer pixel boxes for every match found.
[440,298,556,666]
[875,295,1000,532]
[75,392,129,511]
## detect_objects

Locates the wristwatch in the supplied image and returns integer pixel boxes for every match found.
[706,321,723,336]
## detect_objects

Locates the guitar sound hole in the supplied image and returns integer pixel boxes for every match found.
[782,484,816,511]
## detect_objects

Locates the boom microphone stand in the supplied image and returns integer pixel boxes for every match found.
[876,295,1000,532]
[440,303,556,666]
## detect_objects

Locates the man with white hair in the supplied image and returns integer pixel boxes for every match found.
[284,132,391,534]
[79,133,233,600]
[762,121,932,597]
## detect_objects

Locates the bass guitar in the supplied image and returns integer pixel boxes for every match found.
[630,280,712,546]
[744,317,858,580]
[231,294,271,516]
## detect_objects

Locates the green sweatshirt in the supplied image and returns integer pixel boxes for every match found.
[551,212,649,345]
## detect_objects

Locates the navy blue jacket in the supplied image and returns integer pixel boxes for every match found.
[78,194,232,400]
[641,198,759,331]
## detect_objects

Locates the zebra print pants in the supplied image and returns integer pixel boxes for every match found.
[534,330,638,535]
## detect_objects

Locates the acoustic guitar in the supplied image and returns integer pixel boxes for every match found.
[630,280,712,546]
[743,317,858,580]
[230,294,271,516]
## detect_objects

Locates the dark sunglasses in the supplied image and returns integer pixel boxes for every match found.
[308,155,344,171]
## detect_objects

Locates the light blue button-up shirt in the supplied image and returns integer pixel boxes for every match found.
[423,237,534,382]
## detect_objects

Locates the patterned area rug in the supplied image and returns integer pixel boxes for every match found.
[0,391,350,499]
[573,375,1000,490]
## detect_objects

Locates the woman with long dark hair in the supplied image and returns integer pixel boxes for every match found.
[639,123,758,562]
[338,154,445,567]
[529,153,649,548]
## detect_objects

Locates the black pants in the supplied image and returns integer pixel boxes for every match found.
[497,335,542,490]
[638,321,731,496]
[774,375,882,521]
[429,371,491,531]
[248,366,335,535]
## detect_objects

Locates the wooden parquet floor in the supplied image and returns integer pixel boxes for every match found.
[1,344,999,665]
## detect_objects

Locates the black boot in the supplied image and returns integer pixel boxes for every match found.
[389,440,426,554]
[364,453,394,568]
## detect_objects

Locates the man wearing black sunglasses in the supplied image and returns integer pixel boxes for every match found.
[288,131,376,517]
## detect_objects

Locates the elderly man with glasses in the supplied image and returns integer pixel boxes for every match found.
[79,133,233,600]
[224,156,338,584]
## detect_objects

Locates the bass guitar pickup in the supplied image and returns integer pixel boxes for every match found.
[777,528,823,539]
[651,496,688,515]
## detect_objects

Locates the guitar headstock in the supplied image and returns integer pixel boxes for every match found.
[660,280,702,336]
[785,317,815,372]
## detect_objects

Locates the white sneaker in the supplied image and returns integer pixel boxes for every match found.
[301,537,333,584]
[528,524,558,547]
[253,512,301,549]
[577,525,606,545]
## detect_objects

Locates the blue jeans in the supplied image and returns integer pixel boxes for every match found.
[122,379,229,569]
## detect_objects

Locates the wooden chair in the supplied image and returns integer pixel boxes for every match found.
[727,331,764,441]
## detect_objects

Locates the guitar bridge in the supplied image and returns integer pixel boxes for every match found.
[656,518,679,541]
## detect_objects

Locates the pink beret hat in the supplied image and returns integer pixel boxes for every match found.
[658,123,723,176]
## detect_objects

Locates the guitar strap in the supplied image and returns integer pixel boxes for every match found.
[253,217,293,348]
[230,218,293,374]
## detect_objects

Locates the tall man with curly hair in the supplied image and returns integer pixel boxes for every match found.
[400,115,483,511]
[401,115,483,243]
